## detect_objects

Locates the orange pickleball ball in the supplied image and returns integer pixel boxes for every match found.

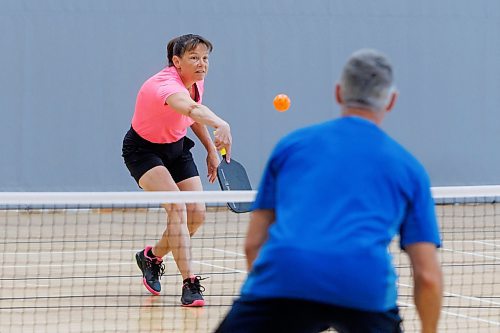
[273,94,291,112]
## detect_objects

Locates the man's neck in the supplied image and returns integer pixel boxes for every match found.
[341,107,384,125]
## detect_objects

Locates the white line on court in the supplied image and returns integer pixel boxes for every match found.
[441,248,500,260]
[25,283,50,287]
[441,311,500,326]
[1,262,135,269]
[204,248,245,257]
[192,261,246,274]
[399,283,500,306]
[3,250,138,255]
[444,291,500,306]
[4,247,244,257]
[199,259,245,262]
[445,240,500,244]
[472,240,500,247]
[398,301,500,326]
[1,257,246,269]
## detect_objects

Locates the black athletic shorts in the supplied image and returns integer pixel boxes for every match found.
[215,297,403,333]
[121,126,199,185]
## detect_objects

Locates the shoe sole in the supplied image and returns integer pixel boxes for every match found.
[181,299,205,307]
[136,252,161,296]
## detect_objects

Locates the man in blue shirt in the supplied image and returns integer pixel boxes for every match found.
[215,49,443,333]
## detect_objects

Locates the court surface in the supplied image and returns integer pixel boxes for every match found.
[1,204,499,332]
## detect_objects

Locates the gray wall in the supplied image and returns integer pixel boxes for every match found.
[1,0,499,191]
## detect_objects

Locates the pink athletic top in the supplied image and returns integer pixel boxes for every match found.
[131,66,204,143]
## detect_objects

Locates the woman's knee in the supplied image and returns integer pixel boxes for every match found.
[188,203,206,233]
[162,202,187,219]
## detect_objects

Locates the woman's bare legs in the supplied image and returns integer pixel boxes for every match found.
[139,166,195,279]
[139,166,206,279]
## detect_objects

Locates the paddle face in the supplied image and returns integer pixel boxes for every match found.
[217,157,253,213]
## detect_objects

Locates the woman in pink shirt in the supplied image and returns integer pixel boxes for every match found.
[122,34,232,307]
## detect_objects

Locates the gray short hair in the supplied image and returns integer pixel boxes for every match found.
[340,49,394,111]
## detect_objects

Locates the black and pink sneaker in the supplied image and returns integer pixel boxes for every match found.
[135,246,165,296]
[181,276,206,307]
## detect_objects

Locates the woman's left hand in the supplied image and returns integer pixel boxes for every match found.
[206,151,219,183]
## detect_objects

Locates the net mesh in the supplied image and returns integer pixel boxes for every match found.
[0,187,499,333]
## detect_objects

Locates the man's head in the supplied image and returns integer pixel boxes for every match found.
[336,49,396,116]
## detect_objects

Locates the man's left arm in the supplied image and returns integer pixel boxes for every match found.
[405,242,443,333]
[245,209,275,271]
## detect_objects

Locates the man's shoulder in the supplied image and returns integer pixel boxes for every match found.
[384,135,423,165]
[272,118,350,156]
[380,135,431,185]
[283,119,337,139]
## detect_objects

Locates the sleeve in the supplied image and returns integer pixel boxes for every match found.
[251,140,288,211]
[400,168,442,249]
[251,167,276,211]
[157,76,189,103]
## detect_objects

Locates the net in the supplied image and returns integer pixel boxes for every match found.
[0,187,499,333]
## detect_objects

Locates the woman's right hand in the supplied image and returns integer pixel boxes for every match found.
[214,123,232,161]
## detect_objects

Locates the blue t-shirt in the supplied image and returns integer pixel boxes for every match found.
[241,116,441,312]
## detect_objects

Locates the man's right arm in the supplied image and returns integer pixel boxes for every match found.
[405,242,443,333]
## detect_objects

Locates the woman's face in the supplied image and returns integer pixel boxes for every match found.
[174,43,210,83]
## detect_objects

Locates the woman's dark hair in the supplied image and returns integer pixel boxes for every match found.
[166,34,213,66]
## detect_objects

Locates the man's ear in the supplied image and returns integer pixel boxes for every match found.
[385,90,398,113]
[335,84,343,105]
